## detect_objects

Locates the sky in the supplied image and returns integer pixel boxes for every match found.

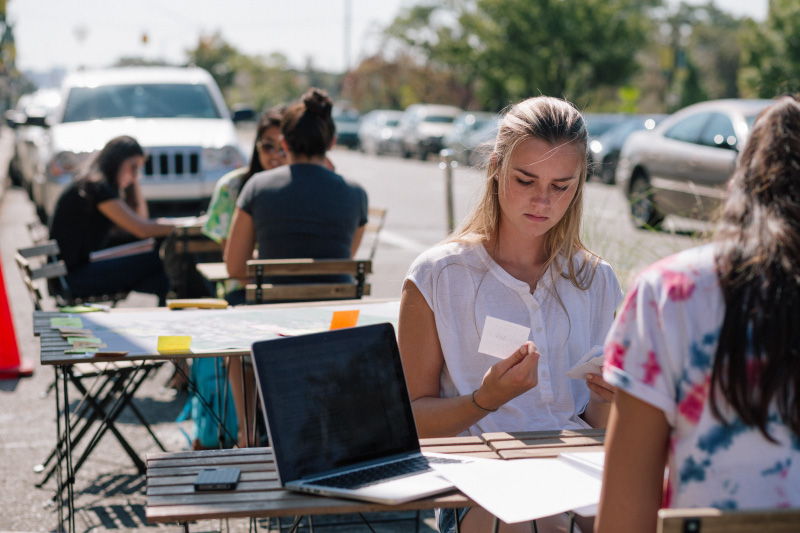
[8,0,768,82]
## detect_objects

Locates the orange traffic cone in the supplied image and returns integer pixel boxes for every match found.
[0,250,33,379]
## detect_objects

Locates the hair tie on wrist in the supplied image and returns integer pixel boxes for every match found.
[471,389,498,413]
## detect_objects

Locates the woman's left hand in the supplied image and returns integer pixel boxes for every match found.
[586,372,615,403]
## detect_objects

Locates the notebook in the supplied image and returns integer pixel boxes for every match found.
[250,322,472,505]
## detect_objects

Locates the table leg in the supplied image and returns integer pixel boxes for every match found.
[286,515,304,533]
[61,363,75,533]
[52,366,64,532]
[492,516,499,533]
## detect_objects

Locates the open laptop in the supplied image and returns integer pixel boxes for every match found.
[250,322,471,504]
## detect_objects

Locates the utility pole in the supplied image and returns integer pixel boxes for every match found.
[343,0,351,73]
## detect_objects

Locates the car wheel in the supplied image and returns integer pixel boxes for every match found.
[629,173,664,229]
[418,147,427,161]
[600,157,617,185]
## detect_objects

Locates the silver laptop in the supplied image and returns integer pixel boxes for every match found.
[250,322,470,505]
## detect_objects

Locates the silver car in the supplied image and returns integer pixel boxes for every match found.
[616,99,773,228]
[357,109,404,156]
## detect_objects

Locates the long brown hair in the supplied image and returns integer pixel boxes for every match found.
[448,95,599,291]
[712,95,800,440]
[242,106,285,187]
[280,88,335,158]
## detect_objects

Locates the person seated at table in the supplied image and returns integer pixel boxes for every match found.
[596,96,800,532]
[224,88,368,447]
[398,96,622,533]
[49,135,176,306]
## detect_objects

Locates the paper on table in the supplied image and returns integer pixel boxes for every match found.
[566,345,605,379]
[478,316,531,359]
[433,454,603,524]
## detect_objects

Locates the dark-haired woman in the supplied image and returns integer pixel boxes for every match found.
[49,135,175,306]
[224,89,368,447]
[225,88,367,279]
[596,95,800,532]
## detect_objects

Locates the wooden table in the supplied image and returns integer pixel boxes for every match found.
[34,298,401,532]
[146,429,605,530]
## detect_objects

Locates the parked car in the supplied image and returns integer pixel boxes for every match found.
[398,104,462,160]
[333,108,361,150]
[443,111,496,164]
[357,109,404,155]
[589,114,666,184]
[616,99,773,228]
[28,66,244,222]
[6,88,61,191]
[461,115,503,167]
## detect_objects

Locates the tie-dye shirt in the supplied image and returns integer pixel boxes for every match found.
[604,243,800,510]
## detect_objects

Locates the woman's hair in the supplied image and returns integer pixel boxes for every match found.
[243,106,285,185]
[79,135,145,208]
[448,95,598,290]
[712,95,800,440]
[280,88,335,158]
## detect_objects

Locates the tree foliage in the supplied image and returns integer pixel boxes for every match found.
[739,0,800,97]
[385,0,660,110]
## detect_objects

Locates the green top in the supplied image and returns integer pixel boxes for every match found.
[202,167,248,296]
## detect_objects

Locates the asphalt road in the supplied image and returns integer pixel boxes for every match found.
[0,127,704,532]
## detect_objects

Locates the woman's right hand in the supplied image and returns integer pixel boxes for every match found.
[473,341,540,412]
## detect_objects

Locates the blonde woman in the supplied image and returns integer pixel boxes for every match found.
[398,96,622,533]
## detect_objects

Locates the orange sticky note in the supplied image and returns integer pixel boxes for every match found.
[330,310,360,330]
[157,335,192,354]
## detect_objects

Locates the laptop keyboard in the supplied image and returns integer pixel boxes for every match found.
[310,455,465,490]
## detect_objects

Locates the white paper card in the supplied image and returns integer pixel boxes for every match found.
[478,316,531,359]
[566,345,605,379]
[433,455,603,524]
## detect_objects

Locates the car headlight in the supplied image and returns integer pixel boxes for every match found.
[381,128,393,140]
[203,145,243,171]
[589,140,603,154]
[49,150,92,178]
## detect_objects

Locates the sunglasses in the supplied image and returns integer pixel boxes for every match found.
[257,140,286,156]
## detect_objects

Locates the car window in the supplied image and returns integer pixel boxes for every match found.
[62,83,222,122]
[699,112,737,150]
[664,113,710,144]
[424,115,456,124]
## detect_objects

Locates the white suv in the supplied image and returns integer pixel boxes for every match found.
[30,66,244,221]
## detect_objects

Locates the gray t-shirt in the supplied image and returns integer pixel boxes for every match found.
[237,163,368,280]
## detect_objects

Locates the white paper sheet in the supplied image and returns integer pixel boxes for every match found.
[478,316,531,359]
[432,454,603,524]
[566,345,605,379]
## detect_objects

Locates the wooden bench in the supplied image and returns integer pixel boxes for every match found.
[15,240,129,310]
[245,258,372,304]
[658,507,800,533]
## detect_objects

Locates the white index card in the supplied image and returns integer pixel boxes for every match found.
[478,316,531,359]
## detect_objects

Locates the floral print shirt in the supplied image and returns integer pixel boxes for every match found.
[202,167,246,296]
[604,243,800,510]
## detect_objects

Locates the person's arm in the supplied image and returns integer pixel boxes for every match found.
[582,373,615,427]
[224,207,256,279]
[96,198,174,239]
[398,279,540,438]
[595,389,670,533]
[350,224,365,258]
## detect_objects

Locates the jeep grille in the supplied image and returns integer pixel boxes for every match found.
[143,147,201,179]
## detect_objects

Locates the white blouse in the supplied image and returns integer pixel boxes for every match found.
[405,240,622,436]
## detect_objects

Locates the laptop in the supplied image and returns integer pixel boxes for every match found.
[250,322,471,504]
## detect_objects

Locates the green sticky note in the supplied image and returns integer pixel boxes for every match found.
[67,336,103,346]
[157,336,192,354]
[51,317,84,328]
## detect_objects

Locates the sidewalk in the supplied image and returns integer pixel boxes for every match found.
[0,127,437,532]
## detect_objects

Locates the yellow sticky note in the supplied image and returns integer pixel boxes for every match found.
[157,336,192,354]
[330,310,360,330]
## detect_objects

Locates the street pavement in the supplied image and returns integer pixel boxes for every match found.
[0,129,439,532]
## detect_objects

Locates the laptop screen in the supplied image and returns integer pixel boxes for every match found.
[251,323,421,483]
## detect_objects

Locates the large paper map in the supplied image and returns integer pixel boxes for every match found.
[70,300,400,356]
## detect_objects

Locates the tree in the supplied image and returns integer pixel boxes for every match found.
[185,32,240,96]
[386,0,660,111]
[739,0,800,97]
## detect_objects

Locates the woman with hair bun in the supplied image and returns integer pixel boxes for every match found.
[224,88,368,447]
[225,88,368,279]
